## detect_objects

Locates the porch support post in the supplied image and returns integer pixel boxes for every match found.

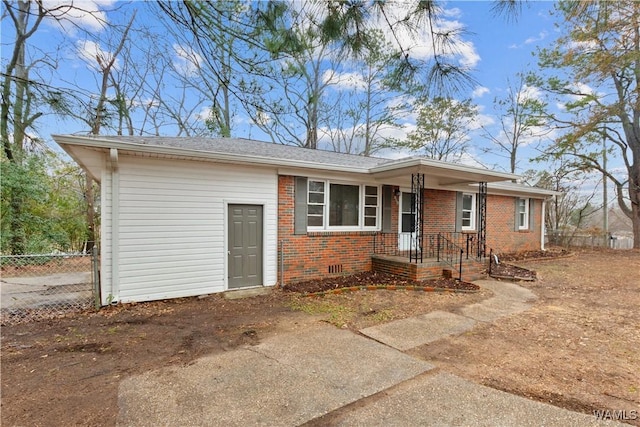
[411,173,425,263]
[478,181,487,258]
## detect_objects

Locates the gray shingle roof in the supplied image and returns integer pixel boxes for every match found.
[92,136,392,170]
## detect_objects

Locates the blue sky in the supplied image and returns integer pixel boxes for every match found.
[2,1,598,178]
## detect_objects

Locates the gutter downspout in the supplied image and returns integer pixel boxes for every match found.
[541,196,554,251]
[109,148,120,304]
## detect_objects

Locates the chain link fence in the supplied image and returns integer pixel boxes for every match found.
[1,250,98,325]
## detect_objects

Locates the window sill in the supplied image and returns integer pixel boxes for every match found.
[307,230,380,236]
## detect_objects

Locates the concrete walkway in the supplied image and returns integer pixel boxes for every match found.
[360,279,538,350]
[117,280,622,427]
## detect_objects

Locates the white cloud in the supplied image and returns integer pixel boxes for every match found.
[172,44,202,77]
[470,112,495,130]
[525,30,548,45]
[509,30,549,49]
[472,86,490,98]
[442,7,462,19]
[557,82,601,109]
[42,0,115,33]
[521,84,543,101]
[76,39,118,70]
[368,3,480,69]
[458,151,490,169]
[323,70,366,91]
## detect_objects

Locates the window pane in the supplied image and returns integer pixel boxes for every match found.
[365,206,377,216]
[308,215,323,227]
[329,184,359,226]
[365,186,378,196]
[365,217,376,227]
[463,194,473,210]
[365,196,377,206]
[308,192,324,204]
[402,192,414,212]
[462,211,471,227]
[518,199,528,228]
[308,205,323,215]
[309,181,324,192]
[402,213,414,233]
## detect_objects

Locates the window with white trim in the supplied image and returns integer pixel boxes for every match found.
[461,193,476,230]
[518,197,529,230]
[364,186,379,227]
[307,180,380,230]
[307,180,325,227]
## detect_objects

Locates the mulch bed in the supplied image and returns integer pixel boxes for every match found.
[281,271,479,295]
[488,248,573,281]
[497,248,571,262]
[489,262,537,281]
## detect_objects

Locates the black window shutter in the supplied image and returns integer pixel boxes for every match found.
[382,185,392,232]
[294,177,308,235]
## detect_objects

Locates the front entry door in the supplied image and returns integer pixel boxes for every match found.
[398,192,417,252]
[228,204,263,289]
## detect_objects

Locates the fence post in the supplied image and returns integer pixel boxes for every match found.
[458,249,463,281]
[92,246,101,310]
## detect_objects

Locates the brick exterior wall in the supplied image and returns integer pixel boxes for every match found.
[278,176,374,283]
[278,175,542,284]
[485,194,542,253]
[423,189,457,234]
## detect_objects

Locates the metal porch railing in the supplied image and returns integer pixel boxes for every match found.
[373,232,487,281]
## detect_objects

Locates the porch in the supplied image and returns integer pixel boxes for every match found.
[372,232,488,282]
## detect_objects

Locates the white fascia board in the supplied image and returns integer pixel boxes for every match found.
[436,181,559,198]
[52,135,371,175]
[369,157,519,183]
[277,167,369,180]
[485,182,560,198]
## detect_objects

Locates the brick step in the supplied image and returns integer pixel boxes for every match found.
[372,255,488,282]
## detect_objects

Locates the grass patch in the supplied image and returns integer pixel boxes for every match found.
[287,297,355,327]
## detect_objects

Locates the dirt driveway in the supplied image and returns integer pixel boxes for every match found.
[1,248,638,426]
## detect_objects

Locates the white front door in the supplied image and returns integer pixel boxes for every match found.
[398,191,417,252]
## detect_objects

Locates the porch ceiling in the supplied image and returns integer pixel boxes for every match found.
[369,158,518,186]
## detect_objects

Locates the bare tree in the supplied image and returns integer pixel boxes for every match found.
[319,31,408,155]
[400,97,478,162]
[1,0,110,253]
[481,73,550,173]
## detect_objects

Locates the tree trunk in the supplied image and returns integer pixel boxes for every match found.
[632,204,640,249]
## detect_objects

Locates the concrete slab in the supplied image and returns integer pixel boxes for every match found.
[1,272,92,310]
[459,279,537,322]
[117,323,434,427]
[360,311,477,351]
[474,279,538,302]
[322,372,624,427]
[223,286,272,300]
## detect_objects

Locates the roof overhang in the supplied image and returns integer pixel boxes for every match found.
[54,135,553,199]
[52,135,372,178]
[369,157,519,187]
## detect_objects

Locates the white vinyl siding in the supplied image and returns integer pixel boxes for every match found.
[104,155,277,304]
